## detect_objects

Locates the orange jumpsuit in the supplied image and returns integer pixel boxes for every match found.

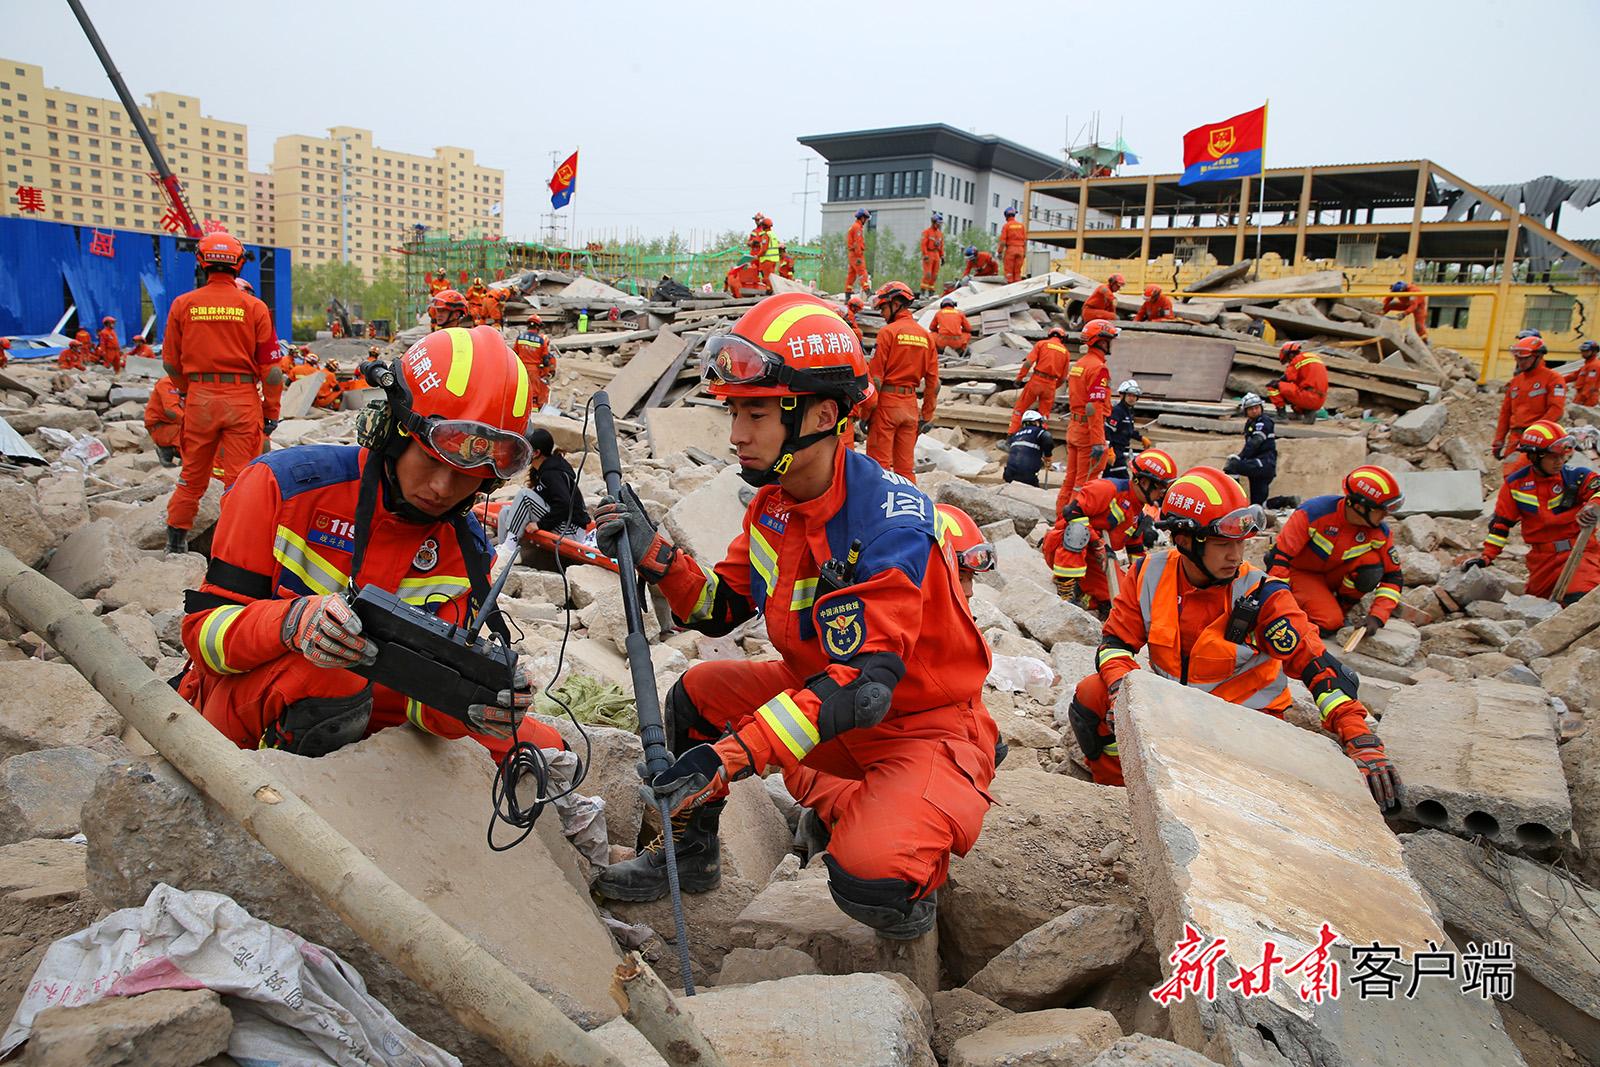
[1070,550,1373,785]
[1264,495,1404,632]
[162,273,279,531]
[513,330,556,409]
[961,251,999,280]
[427,275,450,297]
[97,326,123,371]
[143,376,185,449]
[0,339,8,369]
[920,226,945,292]
[998,218,1027,283]
[867,308,939,481]
[330,320,345,339]
[1040,477,1149,608]
[484,290,506,326]
[653,444,997,900]
[1064,347,1110,492]
[1493,363,1567,458]
[58,340,89,370]
[1567,356,1600,407]
[1382,285,1428,339]
[1272,351,1328,415]
[465,285,489,325]
[1135,294,1175,322]
[749,230,772,287]
[177,445,565,758]
[777,255,796,280]
[930,307,971,354]
[129,341,155,362]
[1081,284,1120,324]
[1482,460,1600,601]
[313,370,344,410]
[846,219,869,293]
[843,307,864,347]
[1008,336,1069,434]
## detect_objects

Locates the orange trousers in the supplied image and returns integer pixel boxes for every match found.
[1526,539,1600,601]
[846,259,870,293]
[1064,424,1107,495]
[181,650,565,760]
[757,260,775,288]
[1003,252,1025,283]
[529,376,551,411]
[867,393,921,482]
[1008,379,1056,434]
[678,658,995,896]
[167,382,262,530]
[1286,569,1356,632]
[921,256,942,291]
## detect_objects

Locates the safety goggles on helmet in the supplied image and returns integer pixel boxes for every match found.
[416,417,532,479]
[701,333,845,396]
[953,540,996,574]
[1207,504,1268,540]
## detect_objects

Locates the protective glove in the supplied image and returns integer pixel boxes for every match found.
[648,743,731,818]
[1361,614,1385,636]
[1461,556,1488,571]
[1490,441,1506,460]
[1579,503,1599,528]
[1088,444,1106,465]
[1137,512,1157,551]
[1223,455,1244,475]
[594,483,677,581]
[1011,378,1027,390]
[1344,733,1402,812]
[917,420,933,435]
[466,658,535,739]
[281,593,377,668]
[263,418,279,437]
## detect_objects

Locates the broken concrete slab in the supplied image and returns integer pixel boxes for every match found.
[20,988,232,1067]
[605,330,687,417]
[0,839,97,1028]
[278,372,321,419]
[1155,433,1368,504]
[1085,1034,1217,1066]
[916,434,986,477]
[965,904,1142,1011]
[933,989,1014,1064]
[1506,586,1600,661]
[915,273,1078,328]
[950,1007,1122,1067]
[1403,829,1600,1058]
[664,463,751,564]
[645,406,732,461]
[0,661,122,760]
[935,479,1043,537]
[0,481,56,567]
[1358,618,1422,666]
[1380,678,1570,851]
[1115,670,1524,1066]
[41,519,142,598]
[0,746,118,845]
[1390,403,1447,445]
[96,554,205,616]
[558,275,644,307]
[592,972,937,1067]
[1392,469,1484,518]
[714,945,819,985]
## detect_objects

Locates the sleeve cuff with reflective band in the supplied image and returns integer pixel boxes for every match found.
[1373,586,1402,603]
[1484,533,1509,549]
[1054,563,1088,579]
[1315,689,1354,722]
[755,691,820,763]
[405,697,439,735]
[659,549,718,622]
[197,604,247,674]
[1097,646,1136,669]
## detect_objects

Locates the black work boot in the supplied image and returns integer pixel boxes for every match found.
[593,801,723,902]
[164,525,189,556]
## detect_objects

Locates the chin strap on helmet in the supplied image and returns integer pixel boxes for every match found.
[739,393,850,487]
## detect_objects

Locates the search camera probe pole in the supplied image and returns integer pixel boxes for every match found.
[593,390,698,994]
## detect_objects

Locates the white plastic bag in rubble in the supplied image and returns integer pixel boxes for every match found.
[36,427,109,468]
[986,654,1055,697]
[1,883,460,1067]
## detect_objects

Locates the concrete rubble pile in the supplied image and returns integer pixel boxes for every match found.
[0,265,1598,1067]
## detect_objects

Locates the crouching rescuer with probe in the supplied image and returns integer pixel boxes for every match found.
[1063,466,1403,812]
[591,293,998,939]
[176,325,566,759]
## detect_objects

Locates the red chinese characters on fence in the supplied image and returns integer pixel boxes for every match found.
[159,210,184,234]
[14,185,47,213]
[89,230,115,258]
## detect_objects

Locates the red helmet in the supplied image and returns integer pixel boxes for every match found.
[935,504,995,574]
[235,277,255,295]
[1518,419,1575,457]
[1278,340,1304,363]
[1130,448,1178,489]
[760,218,773,231]
[131,334,144,343]
[873,280,915,310]
[368,345,381,357]
[1108,273,1126,288]
[74,329,91,344]
[1159,466,1263,540]
[1510,335,1546,362]
[525,313,543,327]
[1082,320,1119,349]
[846,295,865,311]
[196,230,245,271]
[1344,465,1404,513]
[434,268,446,277]
[0,338,8,349]
[430,288,468,314]
[1144,285,1161,299]
[101,315,116,324]
[1047,325,1069,341]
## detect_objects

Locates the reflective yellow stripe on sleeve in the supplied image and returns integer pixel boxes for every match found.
[1097,647,1136,669]
[1341,543,1377,561]
[748,527,779,598]
[406,697,440,735]
[273,526,350,595]
[198,604,246,674]
[756,692,820,760]
[1315,689,1354,722]
[790,577,818,613]
[1374,587,1402,603]
[397,575,472,606]
[1485,533,1509,548]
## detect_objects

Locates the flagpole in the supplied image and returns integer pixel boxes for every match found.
[1253,100,1268,280]
[570,145,581,270]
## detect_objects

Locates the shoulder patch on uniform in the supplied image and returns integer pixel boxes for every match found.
[817,596,866,660]
[259,445,363,500]
[1263,616,1300,655]
[1302,495,1342,521]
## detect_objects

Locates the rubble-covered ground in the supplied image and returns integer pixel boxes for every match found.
[1,266,1597,1066]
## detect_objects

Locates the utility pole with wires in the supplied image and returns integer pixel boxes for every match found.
[793,157,820,245]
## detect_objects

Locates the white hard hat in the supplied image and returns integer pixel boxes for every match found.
[1021,409,1045,424]
[1116,379,1142,396]
[1239,392,1264,409]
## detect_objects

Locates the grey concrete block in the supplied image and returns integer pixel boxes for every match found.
[1392,469,1484,518]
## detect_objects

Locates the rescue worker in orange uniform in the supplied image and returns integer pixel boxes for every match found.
[161,231,281,555]
[60,330,91,370]
[176,326,566,761]
[1043,449,1176,614]
[513,315,556,410]
[465,278,490,325]
[777,246,796,280]
[959,247,999,282]
[428,289,470,331]
[1382,281,1428,340]
[591,294,997,939]
[144,375,185,467]
[329,317,345,339]
[934,503,995,605]
[0,337,9,370]
[1135,285,1176,322]
[842,295,866,347]
[919,213,945,297]
[846,209,871,294]
[748,214,774,291]
[998,206,1027,283]
[1269,340,1328,421]
[930,297,972,357]
[1008,326,1070,434]
[1065,466,1402,811]
[1264,466,1406,636]
[1468,420,1600,605]
[427,269,450,297]
[866,282,939,481]
[128,334,155,362]
[1063,320,1115,493]
[757,217,780,288]
[484,287,508,327]
[96,315,122,370]
[314,359,345,410]
[1568,340,1600,407]
[1492,336,1567,465]
[1081,274,1124,325]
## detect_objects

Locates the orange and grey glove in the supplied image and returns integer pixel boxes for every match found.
[281,594,376,669]
[595,484,677,582]
[1579,503,1599,528]
[648,743,734,817]
[466,658,535,740]
[1343,733,1402,812]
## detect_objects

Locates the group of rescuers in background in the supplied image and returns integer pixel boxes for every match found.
[125,228,1598,942]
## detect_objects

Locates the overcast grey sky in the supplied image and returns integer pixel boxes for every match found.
[11,0,1600,245]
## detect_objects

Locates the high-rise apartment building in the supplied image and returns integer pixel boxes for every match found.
[249,171,275,245]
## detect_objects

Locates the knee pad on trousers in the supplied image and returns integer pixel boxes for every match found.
[1349,562,1383,594]
[1067,698,1110,760]
[822,854,937,939]
[267,684,373,757]
[664,675,719,755]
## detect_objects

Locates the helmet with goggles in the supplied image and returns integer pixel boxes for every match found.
[935,504,995,575]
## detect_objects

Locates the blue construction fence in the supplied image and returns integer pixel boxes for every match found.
[0,217,292,358]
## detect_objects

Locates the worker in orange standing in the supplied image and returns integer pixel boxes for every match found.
[162,230,281,555]
[513,314,557,410]
[919,213,945,297]
[427,268,450,297]
[748,214,772,291]
[757,217,780,289]
[846,209,871,294]
[866,281,938,481]
[1565,340,1599,407]
[1382,281,1428,340]
[842,295,866,346]
[959,246,999,282]
[144,374,185,467]
[777,246,796,280]
[1063,320,1115,494]
[59,330,91,370]
[1135,285,1176,322]
[128,334,155,362]
[1064,466,1401,813]
[464,277,489,324]
[1492,335,1567,469]
[1269,341,1328,422]
[1008,326,1070,434]
[1081,273,1124,325]
[96,315,122,370]
[930,297,972,357]
[998,207,1027,283]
